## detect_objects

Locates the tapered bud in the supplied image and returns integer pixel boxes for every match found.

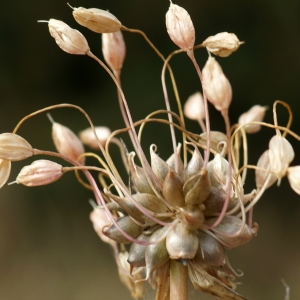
[165,3,195,51]
[103,216,142,244]
[287,166,300,195]
[90,207,116,246]
[79,126,111,150]
[0,133,33,161]
[16,160,63,186]
[238,105,268,134]
[206,216,258,248]
[202,57,232,111]
[194,231,226,267]
[166,222,198,259]
[163,168,185,207]
[0,159,11,188]
[150,145,169,185]
[128,234,149,268]
[268,135,294,179]
[52,122,85,164]
[184,92,205,121]
[166,144,184,176]
[72,7,122,33]
[202,32,243,57]
[145,226,169,279]
[255,150,277,190]
[48,19,90,55]
[179,205,204,230]
[128,152,154,195]
[102,31,126,72]
[183,147,204,182]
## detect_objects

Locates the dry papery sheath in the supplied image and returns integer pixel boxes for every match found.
[48,19,90,55]
[72,7,122,33]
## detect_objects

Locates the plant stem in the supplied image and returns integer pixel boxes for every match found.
[170,260,188,300]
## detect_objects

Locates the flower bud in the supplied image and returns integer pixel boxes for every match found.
[182,147,204,182]
[102,31,126,72]
[0,133,33,161]
[72,7,122,33]
[79,126,111,150]
[52,122,85,164]
[166,222,198,259]
[255,150,277,190]
[0,159,11,188]
[202,32,243,57]
[202,57,232,111]
[268,135,294,179]
[48,19,90,55]
[184,92,205,121]
[90,207,116,246]
[16,160,63,186]
[128,234,149,268]
[165,3,195,51]
[287,166,300,195]
[238,105,268,134]
[199,131,227,154]
[150,144,169,185]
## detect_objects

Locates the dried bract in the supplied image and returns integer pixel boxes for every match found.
[202,32,243,57]
[48,19,90,55]
[16,160,63,186]
[202,57,232,111]
[165,3,195,51]
[102,31,126,72]
[72,7,122,33]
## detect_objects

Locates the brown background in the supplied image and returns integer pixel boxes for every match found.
[1,0,300,299]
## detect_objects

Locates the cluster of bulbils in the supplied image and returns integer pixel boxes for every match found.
[1,2,300,300]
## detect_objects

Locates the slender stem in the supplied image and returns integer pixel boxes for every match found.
[170,260,188,300]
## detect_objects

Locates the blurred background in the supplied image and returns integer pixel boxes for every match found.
[1,0,300,299]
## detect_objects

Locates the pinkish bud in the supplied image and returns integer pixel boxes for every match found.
[287,166,300,195]
[268,135,294,179]
[79,126,111,150]
[238,105,268,134]
[52,122,85,164]
[16,160,63,186]
[0,133,33,161]
[202,57,232,111]
[202,32,243,57]
[0,159,11,188]
[102,31,126,72]
[48,19,90,55]
[184,92,205,121]
[72,7,122,33]
[165,3,195,51]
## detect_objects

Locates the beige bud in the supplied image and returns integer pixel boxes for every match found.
[255,150,277,190]
[128,234,149,268]
[72,7,122,33]
[0,159,11,188]
[48,19,90,55]
[79,126,111,150]
[165,144,184,176]
[165,3,195,51]
[102,31,126,72]
[16,160,63,186]
[179,205,204,230]
[166,222,198,259]
[287,166,300,195]
[202,32,243,57]
[199,131,228,154]
[182,147,204,182]
[202,57,232,111]
[52,122,85,164]
[150,144,169,185]
[268,135,294,179]
[90,207,116,246]
[238,105,268,134]
[0,133,33,161]
[184,92,205,121]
